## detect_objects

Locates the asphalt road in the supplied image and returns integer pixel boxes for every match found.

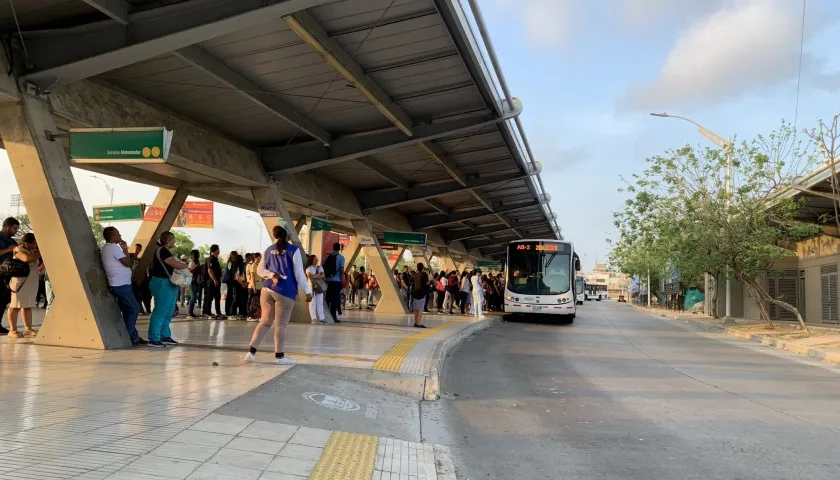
[421,301,840,480]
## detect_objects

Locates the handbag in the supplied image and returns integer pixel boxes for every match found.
[312,267,328,294]
[156,247,192,287]
[0,256,30,279]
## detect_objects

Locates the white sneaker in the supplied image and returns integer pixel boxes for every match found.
[311,320,320,325]
[242,352,256,363]
[247,317,259,322]
[274,356,296,366]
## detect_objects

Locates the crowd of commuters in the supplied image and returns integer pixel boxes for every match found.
[392,265,505,319]
[2,213,505,364]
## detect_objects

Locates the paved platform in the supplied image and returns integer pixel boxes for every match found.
[0,309,491,479]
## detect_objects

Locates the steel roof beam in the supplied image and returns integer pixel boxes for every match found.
[442,219,548,243]
[411,195,549,230]
[356,164,540,212]
[283,11,413,137]
[82,0,129,25]
[356,157,409,190]
[173,46,332,145]
[262,98,522,173]
[462,236,519,250]
[425,199,450,214]
[19,0,331,92]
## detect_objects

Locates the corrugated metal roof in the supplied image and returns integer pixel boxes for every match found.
[3,0,561,257]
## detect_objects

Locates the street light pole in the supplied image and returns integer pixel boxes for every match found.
[91,175,115,226]
[650,113,734,323]
[245,216,264,252]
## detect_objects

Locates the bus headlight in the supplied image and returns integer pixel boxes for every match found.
[505,295,514,301]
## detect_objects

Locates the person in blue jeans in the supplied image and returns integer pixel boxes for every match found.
[147,231,188,348]
[101,227,146,346]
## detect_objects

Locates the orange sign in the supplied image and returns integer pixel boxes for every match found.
[144,201,214,229]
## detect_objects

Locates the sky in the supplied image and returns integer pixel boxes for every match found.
[483,0,840,270]
[3,0,840,271]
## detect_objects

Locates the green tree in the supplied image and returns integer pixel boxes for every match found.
[170,230,195,259]
[89,217,105,245]
[612,121,819,331]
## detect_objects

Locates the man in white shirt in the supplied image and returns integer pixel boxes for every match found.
[101,227,146,346]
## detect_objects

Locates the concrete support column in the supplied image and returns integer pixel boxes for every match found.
[132,187,189,283]
[351,219,409,314]
[251,187,311,323]
[344,242,362,274]
[0,93,130,349]
[390,247,407,269]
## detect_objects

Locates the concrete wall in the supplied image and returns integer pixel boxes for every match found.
[793,234,840,323]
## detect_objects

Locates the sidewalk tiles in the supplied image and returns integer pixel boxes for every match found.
[0,315,482,479]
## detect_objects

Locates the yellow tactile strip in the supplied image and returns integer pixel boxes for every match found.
[310,431,378,480]
[372,320,467,372]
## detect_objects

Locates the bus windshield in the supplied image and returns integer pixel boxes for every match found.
[507,242,571,295]
[575,277,585,295]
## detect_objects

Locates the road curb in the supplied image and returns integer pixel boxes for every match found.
[433,444,458,480]
[628,304,840,366]
[423,316,503,401]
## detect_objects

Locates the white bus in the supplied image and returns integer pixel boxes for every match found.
[575,276,586,305]
[585,281,608,301]
[504,239,581,322]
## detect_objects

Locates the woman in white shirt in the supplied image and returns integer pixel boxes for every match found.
[305,254,326,324]
[471,269,485,318]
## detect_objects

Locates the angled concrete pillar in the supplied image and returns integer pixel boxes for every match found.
[390,247,407,269]
[251,186,312,323]
[438,248,457,272]
[344,242,362,274]
[132,187,189,283]
[352,219,409,314]
[0,93,130,349]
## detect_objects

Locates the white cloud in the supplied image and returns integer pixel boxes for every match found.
[483,0,575,47]
[618,0,811,110]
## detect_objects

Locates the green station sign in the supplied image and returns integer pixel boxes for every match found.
[93,203,146,222]
[477,260,502,269]
[383,231,427,246]
[69,127,173,163]
[310,217,332,231]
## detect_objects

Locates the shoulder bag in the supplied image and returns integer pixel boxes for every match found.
[156,247,192,287]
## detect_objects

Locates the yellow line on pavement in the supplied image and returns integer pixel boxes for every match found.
[310,431,378,480]
[372,320,468,372]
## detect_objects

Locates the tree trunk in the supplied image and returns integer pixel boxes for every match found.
[740,277,774,329]
[743,276,810,334]
[708,274,718,319]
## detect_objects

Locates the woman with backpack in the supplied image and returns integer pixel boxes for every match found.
[305,254,327,324]
[435,270,447,314]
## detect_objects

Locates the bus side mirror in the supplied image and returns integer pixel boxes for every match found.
[575,259,581,271]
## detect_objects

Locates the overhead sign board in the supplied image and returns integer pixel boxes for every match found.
[144,201,214,229]
[383,231,427,246]
[477,260,502,269]
[258,203,280,218]
[359,236,377,247]
[93,203,145,222]
[69,127,173,163]
[310,217,332,232]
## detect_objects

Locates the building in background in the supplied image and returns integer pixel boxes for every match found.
[584,264,630,299]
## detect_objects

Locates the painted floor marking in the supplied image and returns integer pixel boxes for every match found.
[372,320,467,372]
[310,431,378,480]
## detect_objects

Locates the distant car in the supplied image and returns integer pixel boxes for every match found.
[617,295,626,303]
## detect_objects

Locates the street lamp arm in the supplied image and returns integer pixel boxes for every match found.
[650,112,730,149]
